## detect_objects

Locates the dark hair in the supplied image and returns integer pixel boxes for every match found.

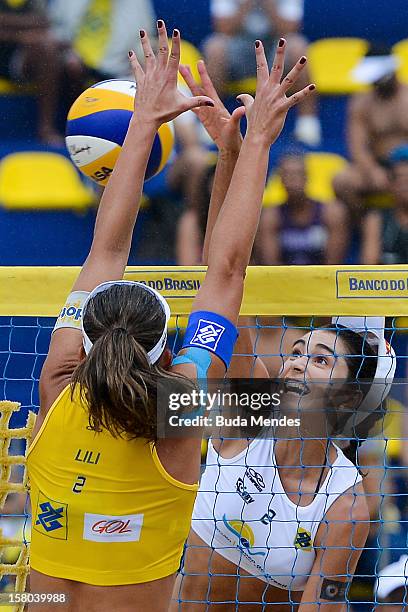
[71,284,189,441]
[324,326,380,467]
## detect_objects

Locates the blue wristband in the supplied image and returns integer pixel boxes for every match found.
[182,310,238,369]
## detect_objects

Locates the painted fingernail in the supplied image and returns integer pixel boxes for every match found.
[128,50,133,58]
[300,56,307,64]
[309,84,316,90]
[205,101,215,106]
[157,19,164,28]
[255,40,260,48]
[278,38,285,47]
[140,30,145,38]
[173,29,179,37]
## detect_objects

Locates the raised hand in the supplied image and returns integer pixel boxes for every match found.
[128,21,214,129]
[238,38,315,146]
[179,60,245,154]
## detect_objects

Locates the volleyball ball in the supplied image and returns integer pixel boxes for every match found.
[66,79,174,186]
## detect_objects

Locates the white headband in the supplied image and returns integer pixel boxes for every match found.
[81,280,171,364]
[331,316,396,432]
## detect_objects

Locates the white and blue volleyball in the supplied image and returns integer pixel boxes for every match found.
[66,79,174,186]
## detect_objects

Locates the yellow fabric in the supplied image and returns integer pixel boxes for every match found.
[263,152,347,207]
[27,385,197,586]
[0,152,94,210]
[308,37,370,94]
[74,0,113,70]
[393,39,408,85]
[4,265,408,317]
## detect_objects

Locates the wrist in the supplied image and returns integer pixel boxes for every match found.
[128,116,158,137]
[243,131,270,149]
[219,147,240,161]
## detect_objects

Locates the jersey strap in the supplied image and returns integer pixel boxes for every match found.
[53,291,90,333]
[181,310,238,369]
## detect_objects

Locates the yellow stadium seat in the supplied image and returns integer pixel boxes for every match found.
[263,152,348,207]
[393,39,408,85]
[308,38,370,94]
[0,152,95,211]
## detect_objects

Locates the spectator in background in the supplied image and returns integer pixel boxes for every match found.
[361,145,408,264]
[204,0,321,146]
[333,45,408,215]
[257,151,348,265]
[48,0,156,104]
[375,555,408,610]
[176,163,215,265]
[0,0,62,144]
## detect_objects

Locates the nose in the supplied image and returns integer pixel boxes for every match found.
[289,353,308,374]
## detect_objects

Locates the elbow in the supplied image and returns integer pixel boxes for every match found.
[208,256,247,283]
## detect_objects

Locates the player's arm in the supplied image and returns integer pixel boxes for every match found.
[180,59,268,379]
[299,484,369,611]
[40,23,214,407]
[360,210,383,264]
[173,43,314,380]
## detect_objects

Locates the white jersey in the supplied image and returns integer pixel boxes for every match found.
[192,438,362,591]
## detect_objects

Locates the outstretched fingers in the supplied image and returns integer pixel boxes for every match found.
[285,83,316,110]
[179,64,203,97]
[182,96,215,112]
[167,29,181,81]
[128,50,144,86]
[197,60,222,104]
[269,38,286,85]
[156,19,169,68]
[139,29,156,71]
[255,40,269,91]
[236,93,255,112]
[279,55,308,95]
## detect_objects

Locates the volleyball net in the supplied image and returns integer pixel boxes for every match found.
[1,265,408,610]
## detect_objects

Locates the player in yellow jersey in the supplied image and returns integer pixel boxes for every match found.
[26,20,315,611]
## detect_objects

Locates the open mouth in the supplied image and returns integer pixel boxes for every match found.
[283,379,310,396]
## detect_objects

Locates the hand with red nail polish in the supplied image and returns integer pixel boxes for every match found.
[179,60,244,154]
[128,20,214,129]
[235,38,316,147]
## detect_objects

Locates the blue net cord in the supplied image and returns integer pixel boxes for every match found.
[1,315,407,610]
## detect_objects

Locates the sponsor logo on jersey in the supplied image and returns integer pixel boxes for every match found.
[34,492,67,540]
[222,515,265,557]
[260,509,276,525]
[236,478,254,504]
[83,513,144,542]
[294,527,312,551]
[245,468,265,492]
[190,319,225,351]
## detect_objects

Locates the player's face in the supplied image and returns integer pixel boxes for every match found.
[280,330,351,411]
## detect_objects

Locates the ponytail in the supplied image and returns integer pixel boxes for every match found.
[72,327,161,440]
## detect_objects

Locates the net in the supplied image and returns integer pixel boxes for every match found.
[1,265,408,611]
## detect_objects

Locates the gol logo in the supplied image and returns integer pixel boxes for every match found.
[92,519,132,534]
[83,513,144,542]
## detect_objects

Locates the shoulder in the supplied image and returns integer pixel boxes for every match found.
[349,92,372,113]
[322,199,346,224]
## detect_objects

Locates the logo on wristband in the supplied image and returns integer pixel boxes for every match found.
[190,319,225,351]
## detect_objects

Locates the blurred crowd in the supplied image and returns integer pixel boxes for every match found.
[1,0,408,609]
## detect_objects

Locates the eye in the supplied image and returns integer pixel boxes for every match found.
[289,348,302,359]
[314,355,329,365]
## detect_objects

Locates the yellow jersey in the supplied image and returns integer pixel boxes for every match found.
[27,385,198,586]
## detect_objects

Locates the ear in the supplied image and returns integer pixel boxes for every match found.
[159,347,172,370]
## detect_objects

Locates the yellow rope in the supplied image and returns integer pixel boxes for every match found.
[0,403,35,612]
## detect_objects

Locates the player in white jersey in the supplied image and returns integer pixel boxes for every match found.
[171,64,397,611]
